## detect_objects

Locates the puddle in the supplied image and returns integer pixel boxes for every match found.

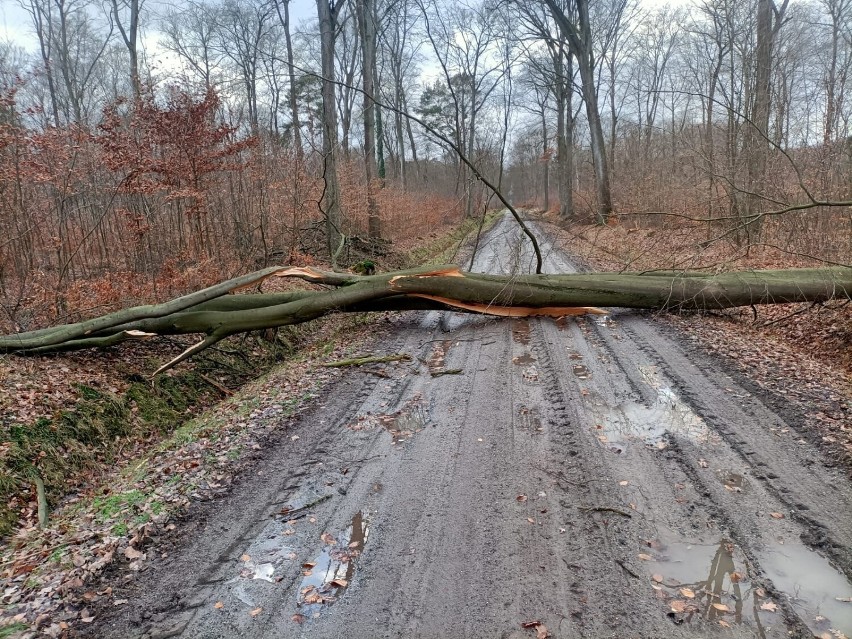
[760,543,852,636]
[592,315,615,327]
[511,320,531,345]
[427,340,453,373]
[513,352,536,365]
[378,403,429,444]
[297,511,369,617]
[572,364,591,379]
[642,537,776,632]
[716,470,749,494]
[348,398,429,444]
[522,364,539,383]
[586,367,713,452]
[517,406,543,434]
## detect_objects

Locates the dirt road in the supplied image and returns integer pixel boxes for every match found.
[98,214,852,639]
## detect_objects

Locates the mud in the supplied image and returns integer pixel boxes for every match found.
[93,213,852,639]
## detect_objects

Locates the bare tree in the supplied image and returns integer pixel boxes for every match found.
[542,0,613,223]
[273,0,303,155]
[355,0,381,239]
[317,0,346,261]
[742,0,789,242]
[110,0,142,97]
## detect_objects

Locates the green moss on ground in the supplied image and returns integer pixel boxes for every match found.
[0,334,298,539]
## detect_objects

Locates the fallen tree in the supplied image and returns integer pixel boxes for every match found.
[1,265,848,374]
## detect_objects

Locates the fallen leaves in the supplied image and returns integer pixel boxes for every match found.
[321,531,336,545]
[770,512,785,519]
[214,601,224,609]
[760,601,778,612]
[670,600,688,613]
[637,553,653,561]
[250,607,262,617]
[517,494,528,502]
[712,603,730,612]
[124,546,145,561]
[679,588,695,599]
[652,574,664,583]
[521,620,549,639]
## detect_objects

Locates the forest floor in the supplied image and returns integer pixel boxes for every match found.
[1,211,850,638]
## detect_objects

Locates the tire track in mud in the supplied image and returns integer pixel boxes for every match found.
[98,214,852,639]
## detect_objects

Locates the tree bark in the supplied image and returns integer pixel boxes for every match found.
[3,265,848,374]
[355,0,381,240]
[543,0,613,224]
[316,0,346,262]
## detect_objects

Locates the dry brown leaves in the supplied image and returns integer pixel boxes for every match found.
[0,311,382,635]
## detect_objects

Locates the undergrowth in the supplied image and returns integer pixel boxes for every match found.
[0,331,301,538]
[0,212,495,539]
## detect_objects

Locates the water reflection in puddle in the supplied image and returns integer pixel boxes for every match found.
[643,537,775,633]
[348,398,429,444]
[427,340,453,373]
[511,320,531,345]
[517,406,543,434]
[760,543,852,636]
[587,366,713,451]
[297,511,369,617]
[573,364,591,379]
[716,470,749,494]
[592,315,616,328]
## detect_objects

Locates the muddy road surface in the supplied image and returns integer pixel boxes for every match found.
[99,214,852,639]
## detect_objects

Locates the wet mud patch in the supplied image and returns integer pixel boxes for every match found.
[295,511,369,621]
[641,537,777,632]
[511,320,531,345]
[513,352,536,365]
[348,396,430,444]
[517,406,544,435]
[716,470,749,494]
[759,542,852,636]
[426,340,454,374]
[586,366,717,453]
[572,364,591,379]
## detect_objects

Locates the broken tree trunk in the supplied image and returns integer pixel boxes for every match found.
[1,265,848,374]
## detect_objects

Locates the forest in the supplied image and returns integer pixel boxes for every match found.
[0,0,849,336]
[1,0,851,636]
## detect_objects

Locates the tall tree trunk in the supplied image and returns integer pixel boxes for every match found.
[276,0,303,157]
[356,0,381,240]
[555,48,573,220]
[544,0,613,224]
[743,0,788,243]
[316,0,346,262]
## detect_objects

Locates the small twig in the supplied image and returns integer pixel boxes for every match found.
[359,368,390,378]
[578,506,633,518]
[35,474,48,528]
[277,494,333,520]
[759,301,819,328]
[615,558,641,579]
[198,373,233,396]
[430,368,463,377]
[321,353,411,368]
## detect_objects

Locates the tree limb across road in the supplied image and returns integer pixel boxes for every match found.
[1,265,848,374]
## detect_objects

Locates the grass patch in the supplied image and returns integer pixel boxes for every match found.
[0,623,29,638]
